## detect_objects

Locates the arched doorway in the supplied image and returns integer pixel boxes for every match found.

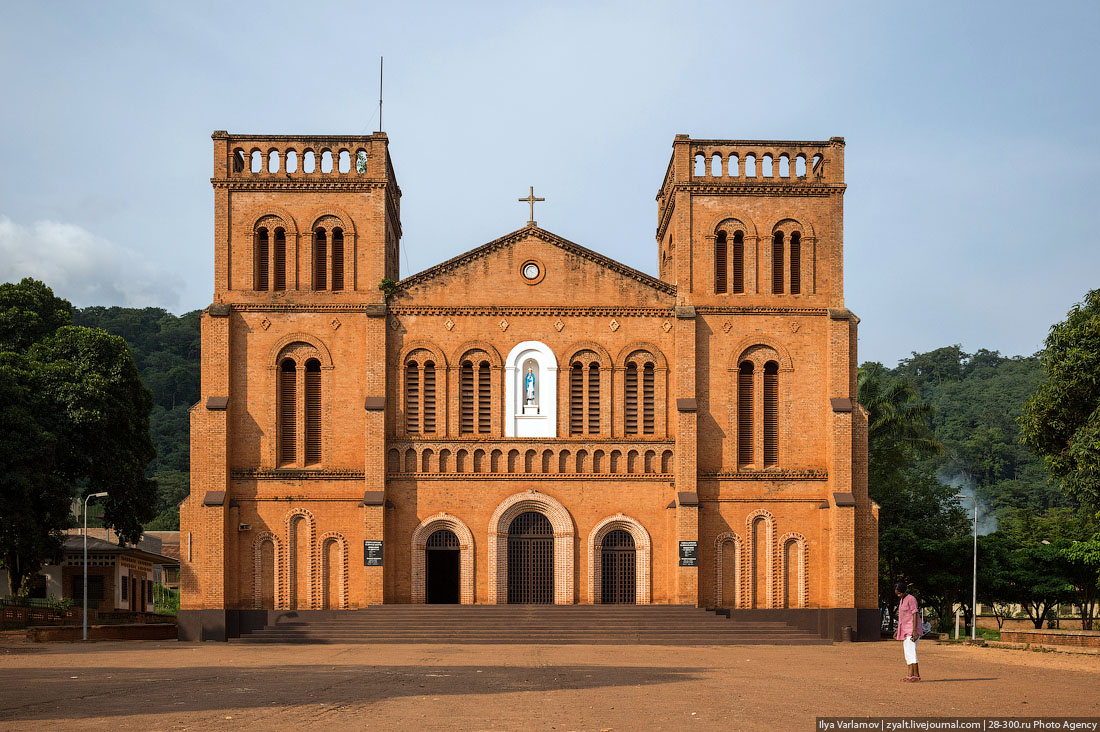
[426,529,460,604]
[600,529,636,604]
[507,511,554,604]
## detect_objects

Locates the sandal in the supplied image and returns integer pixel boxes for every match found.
[900,676,916,682]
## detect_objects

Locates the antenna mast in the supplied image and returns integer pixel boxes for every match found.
[378,56,384,133]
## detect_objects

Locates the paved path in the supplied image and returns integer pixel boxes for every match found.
[0,638,1097,730]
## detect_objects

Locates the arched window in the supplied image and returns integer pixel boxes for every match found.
[276,343,326,468]
[304,359,321,465]
[624,354,657,436]
[763,361,779,467]
[790,231,801,295]
[569,352,603,435]
[405,355,438,435]
[732,231,744,294]
[278,358,297,466]
[313,228,327,290]
[772,231,784,294]
[273,228,287,291]
[715,231,728,294]
[460,356,492,435]
[254,228,270,291]
[331,228,344,291]
[737,361,753,465]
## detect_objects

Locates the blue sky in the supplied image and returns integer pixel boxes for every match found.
[2,0,1097,366]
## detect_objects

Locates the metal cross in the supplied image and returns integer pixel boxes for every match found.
[518,186,545,226]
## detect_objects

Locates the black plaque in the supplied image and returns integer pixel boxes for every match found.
[678,540,698,567]
[364,540,384,566]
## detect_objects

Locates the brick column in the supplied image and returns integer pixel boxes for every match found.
[361,303,388,605]
[673,304,698,605]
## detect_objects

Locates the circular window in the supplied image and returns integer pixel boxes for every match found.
[520,259,545,285]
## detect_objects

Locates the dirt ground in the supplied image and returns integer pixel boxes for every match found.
[0,633,1097,731]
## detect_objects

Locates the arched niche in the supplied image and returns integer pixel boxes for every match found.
[504,340,558,438]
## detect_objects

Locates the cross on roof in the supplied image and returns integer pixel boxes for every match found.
[518,186,545,226]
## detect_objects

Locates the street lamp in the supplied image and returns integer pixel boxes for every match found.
[83,492,108,641]
[954,493,978,641]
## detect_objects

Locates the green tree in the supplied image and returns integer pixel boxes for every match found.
[0,279,157,594]
[1020,289,1100,510]
[1063,532,1100,630]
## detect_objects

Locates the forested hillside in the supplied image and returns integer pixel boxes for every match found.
[72,306,200,529]
[868,346,1067,517]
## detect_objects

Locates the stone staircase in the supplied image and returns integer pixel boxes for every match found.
[230,605,830,645]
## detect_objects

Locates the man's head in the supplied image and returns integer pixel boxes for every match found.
[894,581,907,597]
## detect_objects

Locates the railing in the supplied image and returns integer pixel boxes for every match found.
[387,440,675,478]
[689,140,840,184]
[213,132,395,184]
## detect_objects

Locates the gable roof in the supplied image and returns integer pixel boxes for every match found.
[395,225,676,296]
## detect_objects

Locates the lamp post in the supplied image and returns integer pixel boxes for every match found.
[954,493,978,641]
[83,492,108,641]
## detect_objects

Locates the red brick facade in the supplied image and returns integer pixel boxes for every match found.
[179,132,878,639]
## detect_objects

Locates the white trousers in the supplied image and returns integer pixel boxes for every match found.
[903,636,919,665]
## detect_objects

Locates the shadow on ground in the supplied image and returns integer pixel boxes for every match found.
[0,664,704,721]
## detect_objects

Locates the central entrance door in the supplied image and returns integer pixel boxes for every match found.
[600,529,636,604]
[507,511,554,604]
[426,529,460,604]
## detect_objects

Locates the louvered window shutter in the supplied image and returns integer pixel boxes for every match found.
[732,231,744,294]
[422,362,436,433]
[279,360,296,465]
[273,229,287,291]
[643,363,655,435]
[304,360,321,465]
[772,232,784,294]
[477,362,491,434]
[588,362,601,434]
[331,228,344,291]
[255,229,270,291]
[570,363,583,435]
[460,362,474,434]
[790,232,801,295]
[738,362,754,465]
[314,229,327,290]
[405,361,420,433]
[715,231,727,294]
[625,363,639,435]
[764,362,779,467]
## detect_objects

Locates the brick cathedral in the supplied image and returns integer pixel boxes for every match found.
[179,131,879,641]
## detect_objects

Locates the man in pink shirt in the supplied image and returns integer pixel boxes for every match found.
[894,581,921,682]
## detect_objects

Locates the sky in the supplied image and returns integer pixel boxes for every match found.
[1,0,1097,367]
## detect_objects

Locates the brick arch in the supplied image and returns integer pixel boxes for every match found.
[487,490,575,604]
[410,513,476,605]
[252,532,283,610]
[707,214,758,239]
[762,216,815,239]
[306,205,357,236]
[284,508,317,610]
[318,531,348,609]
[399,339,449,370]
[614,342,668,370]
[561,340,612,369]
[451,340,503,368]
[778,531,809,609]
[728,336,793,373]
[268,333,334,369]
[248,206,299,235]
[746,508,777,608]
[713,531,745,609]
[587,514,652,604]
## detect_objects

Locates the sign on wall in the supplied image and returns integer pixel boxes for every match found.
[678,541,698,567]
[363,540,383,566]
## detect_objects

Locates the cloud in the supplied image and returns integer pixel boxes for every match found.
[0,214,182,309]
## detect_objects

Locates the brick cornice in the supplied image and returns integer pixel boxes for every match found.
[700,468,828,481]
[223,303,388,313]
[388,306,672,318]
[231,468,365,480]
[655,182,844,239]
[694,306,829,316]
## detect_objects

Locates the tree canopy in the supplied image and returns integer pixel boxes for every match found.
[0,279,157,594]
[1020,288,1100,511]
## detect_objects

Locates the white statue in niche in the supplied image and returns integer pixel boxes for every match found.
[525,367,536,405]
